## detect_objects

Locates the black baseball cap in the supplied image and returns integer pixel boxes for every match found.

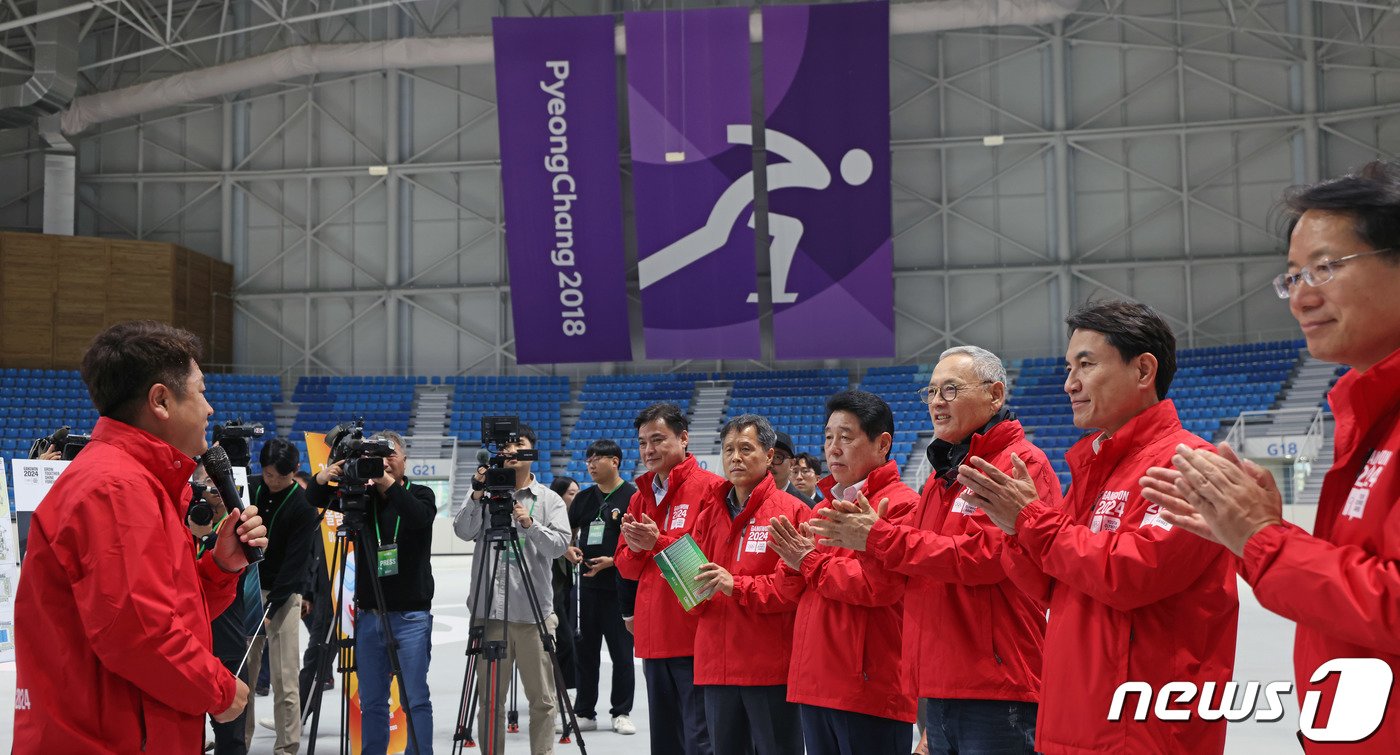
[773,431,796,458]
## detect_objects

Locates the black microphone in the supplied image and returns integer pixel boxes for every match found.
[473,449,490,491]
[201,445,264,564]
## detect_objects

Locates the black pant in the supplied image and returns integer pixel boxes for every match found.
[574,587,634,719]
[210,654,248,755]
[702,684,803,755]
[643,656,712,755]
[800,703,911,755]
[298,570,335,708]
[923,698,1038,754]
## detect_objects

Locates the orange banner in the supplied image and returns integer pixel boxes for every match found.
[304,431,409,753]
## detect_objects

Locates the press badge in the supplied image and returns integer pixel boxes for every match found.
[377,544,399,577]
[586,521,606,546]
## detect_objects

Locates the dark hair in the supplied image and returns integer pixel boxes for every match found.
[81,320,203,422]
[1280,160,1400,264]
[260,437,300,476]
[719,414,777,450]
[293,470,312,485]
[825,390,895,459]
[633,402,688,435]
[796,452,823,475]
[1065,299,1177,400]
[517,422,538,449]
[550,476,578,499]
[586,438,623,461]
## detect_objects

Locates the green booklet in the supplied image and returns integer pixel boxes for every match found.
[654,533,713,610]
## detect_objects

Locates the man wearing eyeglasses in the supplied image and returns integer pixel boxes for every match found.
[771,431,815,507]
[1143,160,1400,752]
[808,346,1060,754]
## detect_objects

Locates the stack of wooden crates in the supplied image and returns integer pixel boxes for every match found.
[0,232,234,370]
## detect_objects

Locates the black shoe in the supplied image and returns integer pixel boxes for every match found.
[255,685,270,696]
[321,678,334,690]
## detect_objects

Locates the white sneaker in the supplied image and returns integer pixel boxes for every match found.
[612,715,636,735]
[258,717,275,730]
[557,717,597,734]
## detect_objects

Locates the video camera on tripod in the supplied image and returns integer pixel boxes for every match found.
[323,419,396,514]
[476,416,538,535]
[212,418,265,468]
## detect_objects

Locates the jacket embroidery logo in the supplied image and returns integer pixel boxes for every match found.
[744,526,770,553]
[1090,490,1129,533]
[668,503,690,530]
[1140,503,1174,531]
[951,488,978,515]
[1345,450,1392,520]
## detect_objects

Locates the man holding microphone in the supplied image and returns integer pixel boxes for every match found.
[13,321,268,754]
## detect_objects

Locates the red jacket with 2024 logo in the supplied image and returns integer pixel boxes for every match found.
[1001,400,1239,755]
[615,453,725,659]
[864,417,1061,703]
[1241,346,1400,753]
[690,473,812,687]
[781,460,921,723]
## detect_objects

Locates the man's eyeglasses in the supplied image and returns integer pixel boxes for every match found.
[1273,248,1393,299]
[917,381,994,404]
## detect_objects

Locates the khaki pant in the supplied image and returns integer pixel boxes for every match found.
[475,614,560,755]
[242,634,265,745]
[247,592,303,755]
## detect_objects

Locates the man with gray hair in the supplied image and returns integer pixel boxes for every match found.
[809,345,1063,753]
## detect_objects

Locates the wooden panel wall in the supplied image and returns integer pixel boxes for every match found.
[0,233,233,370]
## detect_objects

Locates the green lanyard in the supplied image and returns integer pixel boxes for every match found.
[374,480,409,546]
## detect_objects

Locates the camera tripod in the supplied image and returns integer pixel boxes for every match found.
[302,494,426,755]
[451,507,588,755]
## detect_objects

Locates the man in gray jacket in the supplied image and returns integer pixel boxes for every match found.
[455,422,571,755]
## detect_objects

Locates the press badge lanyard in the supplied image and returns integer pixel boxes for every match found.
[374,481,407,577]
[587,482,624,546]
[264,484,297,531]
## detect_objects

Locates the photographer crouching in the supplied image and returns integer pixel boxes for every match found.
[305,429,438,755]
[454,421,571,755]
[13,321,268,754]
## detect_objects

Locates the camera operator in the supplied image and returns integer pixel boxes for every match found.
[455,422,571,755]
[189,466,265,755]
[244,437,319,754]
[13,320,267,754]
[305,429,437,755]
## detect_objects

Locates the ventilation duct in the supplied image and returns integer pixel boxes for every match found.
[60,0,1078,135]
[0,0,79,130]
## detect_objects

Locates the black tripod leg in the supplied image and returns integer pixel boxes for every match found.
[305,531,351,755]
[508,538,589,754]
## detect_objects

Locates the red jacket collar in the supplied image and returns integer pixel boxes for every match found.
[1065,399,1183,473]
[714,473,778,528]
[967,418,1026,462]
[1328,345,1400,460]
[816,458,903,500]
[89,416,199,503]
[637,453,701,498]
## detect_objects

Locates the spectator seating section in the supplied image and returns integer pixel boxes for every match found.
[1,369,280,507]
[291,376,415,473]
[447,375,568,487]
[1014,338,1305,491]
[858,365,931,472]
[727,369,852,463]
[565,373,704,480]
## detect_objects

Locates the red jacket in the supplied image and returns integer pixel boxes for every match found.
[690,474,812,686]
[1241,346,1400,753]
[782,460,920,722]
[1002,400,1239,755]
[13,418,242,755]
[864,418,1059,703]
[615,454,725,658]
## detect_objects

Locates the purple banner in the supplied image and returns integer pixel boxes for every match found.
[493,16,632,364]
[626,7,760,360]
[763,2,893,359]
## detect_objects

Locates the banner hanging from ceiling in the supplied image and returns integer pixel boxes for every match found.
[626,6,762,360]
[493,15,634,364]
[761,1,893,359]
